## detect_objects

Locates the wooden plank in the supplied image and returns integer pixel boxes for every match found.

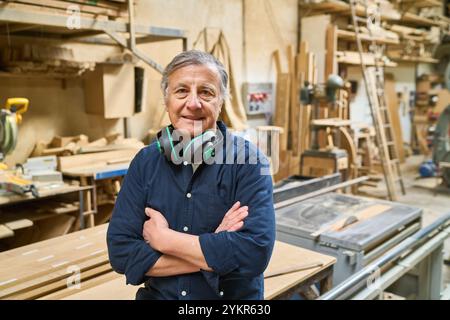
[0,224,107,259]
[0,254,109,299]
[17,239,336,301]
[311,118,353,127]
[325,23,337,79]
[385,73,405,163]
[0,224,14,240]
[0,1,109,20]
[58,148,140,171]
[4,219,33,231]
[39,272,127,300]
[11,0,125,17]
[273,50,282,74]
[6,262,111,300]
[288,45,300,155]
[401,12,442,27]
[264,241,335,300]
[273,73,291,152]
[49,0,127,10]
[273,150,290,183]
[336,51,397,67]
[264,261,324,279]
[337,29,399,45]
[297,41,308,155]
[0,225,108,297]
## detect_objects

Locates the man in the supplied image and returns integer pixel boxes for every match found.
[107,50,275,300]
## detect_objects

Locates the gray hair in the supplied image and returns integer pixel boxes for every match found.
[161,50,229,101]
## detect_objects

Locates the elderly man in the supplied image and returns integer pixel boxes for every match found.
[107,50,275,300]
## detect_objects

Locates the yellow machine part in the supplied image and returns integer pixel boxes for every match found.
[5,98,29,124]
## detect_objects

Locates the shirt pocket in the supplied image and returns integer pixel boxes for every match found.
[198,192,233,233]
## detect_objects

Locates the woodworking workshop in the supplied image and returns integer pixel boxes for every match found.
[0,0,449,303]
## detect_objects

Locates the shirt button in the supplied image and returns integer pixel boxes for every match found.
[219,291,224,296]
[186,193,192,199]
[183,226,189,232]
[181,290,187,296]
[183,161,188,166]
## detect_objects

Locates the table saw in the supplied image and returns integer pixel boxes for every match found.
[274,177,423,286]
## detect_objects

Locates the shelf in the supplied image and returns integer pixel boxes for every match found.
[393,12,443,27]
[300,0,401,21]
[400,0,443,9]
[0,3,187,73]
[336,51,397,67]
[388,56,439,64]
[0,5,185,42]
[336,29,399,45]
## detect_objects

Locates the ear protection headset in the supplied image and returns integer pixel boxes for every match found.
[156,124,222,164]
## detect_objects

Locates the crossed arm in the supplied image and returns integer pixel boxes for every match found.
[144,201,248,277]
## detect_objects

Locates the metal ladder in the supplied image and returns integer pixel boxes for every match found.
[349,0,406,201]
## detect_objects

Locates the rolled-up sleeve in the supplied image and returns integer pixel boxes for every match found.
[107,148,162,285]
[199,155,275,277]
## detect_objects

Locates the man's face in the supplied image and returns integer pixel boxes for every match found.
[165,64,223,137]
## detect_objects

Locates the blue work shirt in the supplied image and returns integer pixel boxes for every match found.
[107,121,276,300]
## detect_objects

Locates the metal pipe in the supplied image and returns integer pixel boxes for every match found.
[274,176,369,210]
[353,228,449,300]
[319,212,450,300]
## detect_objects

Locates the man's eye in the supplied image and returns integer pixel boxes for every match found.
[200,90,214,97]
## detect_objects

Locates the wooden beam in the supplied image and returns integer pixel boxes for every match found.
[325,24,337,79]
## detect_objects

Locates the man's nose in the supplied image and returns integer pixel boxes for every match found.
[186,93,202,109]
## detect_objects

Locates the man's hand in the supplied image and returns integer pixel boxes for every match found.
[215,201,248,233]
[143,208,169,251]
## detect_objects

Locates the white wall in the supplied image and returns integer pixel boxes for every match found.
[386,63,416,143]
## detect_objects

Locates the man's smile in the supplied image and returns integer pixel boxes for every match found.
[181,115,206,121]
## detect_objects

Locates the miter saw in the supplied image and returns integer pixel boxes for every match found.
[0,98,38,197]
[0,98,29,163]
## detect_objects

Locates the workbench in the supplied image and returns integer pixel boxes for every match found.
[0,183,96,244]
[62,163,130,228]
[0,224,336,300]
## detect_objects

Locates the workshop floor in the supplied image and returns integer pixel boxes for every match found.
[396,155,450,290]
[357,154,450,295]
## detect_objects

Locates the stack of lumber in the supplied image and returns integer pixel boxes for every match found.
[3,0,130,19]
[0,223,112,299]
[397,0,447,27]
[299,0,401,21]
[1,225,337,300]
[336,51,397,67]
[0,44,96,77]
[386,24,440,63]
[32,133,144,158]
[272,42,319,182]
